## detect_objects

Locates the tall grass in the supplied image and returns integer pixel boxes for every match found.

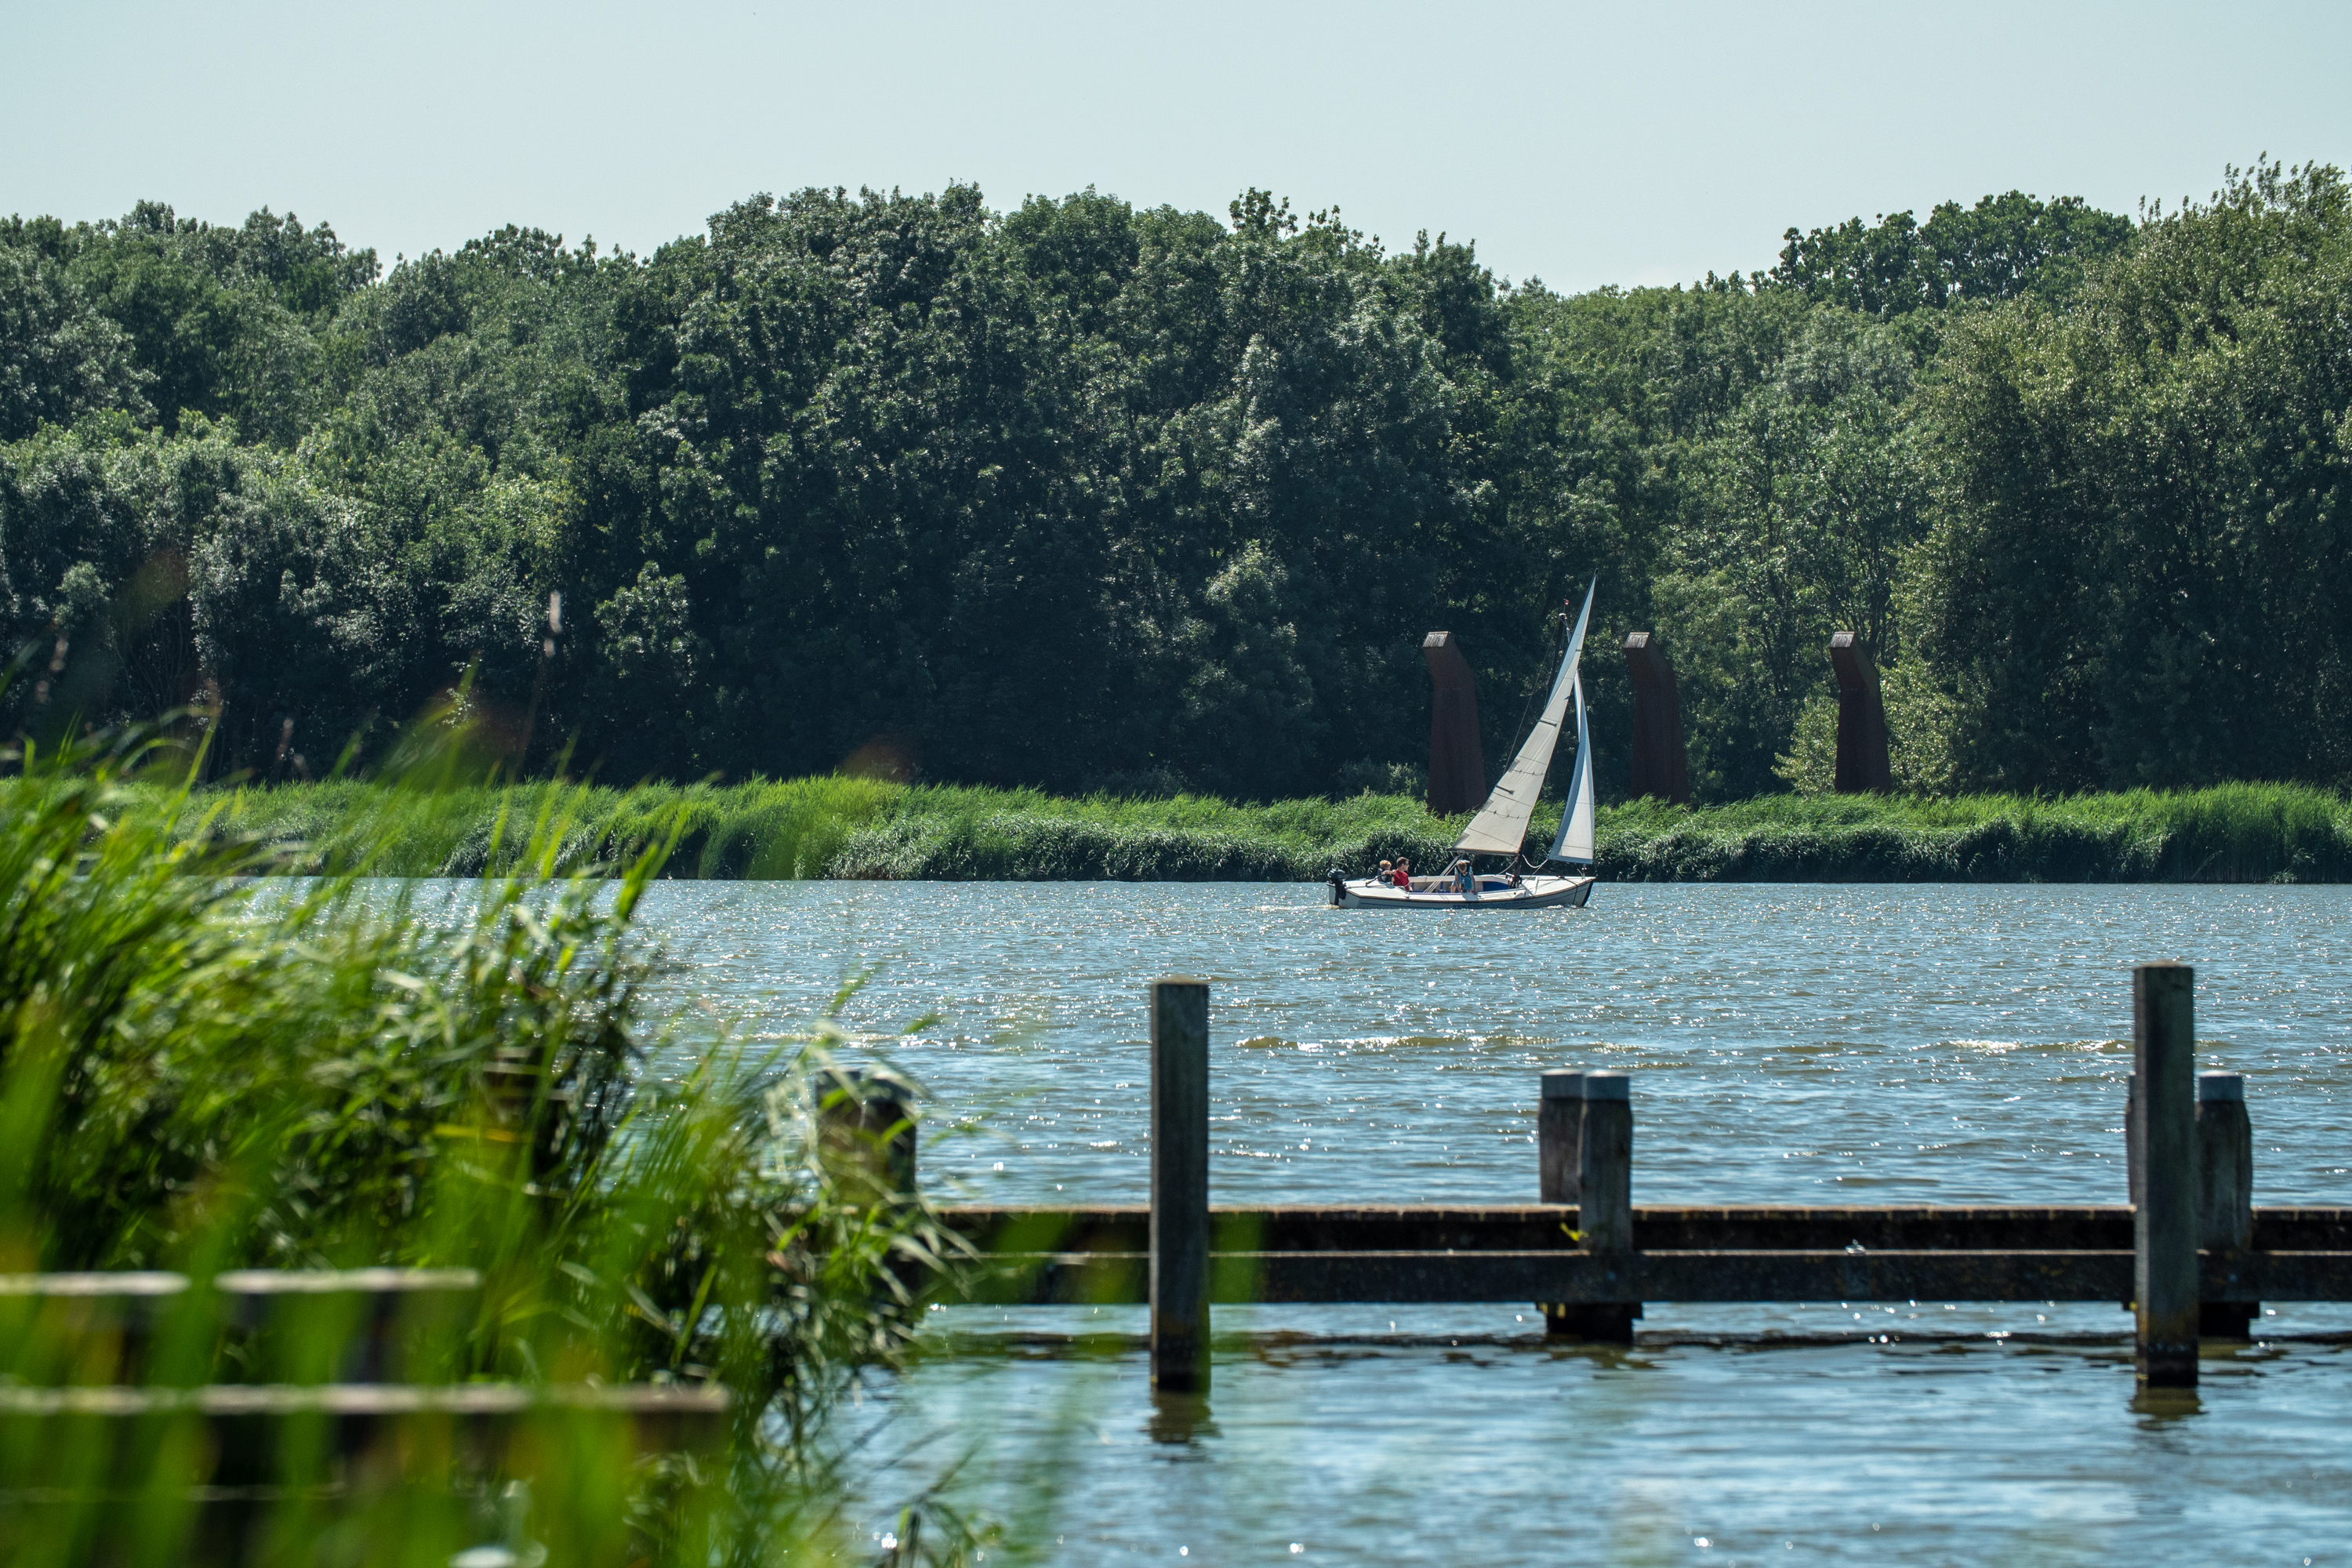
[0,724,980,1564]
[165,774,909,881]
[1599,782,2352,883]
[102,777,2352,883]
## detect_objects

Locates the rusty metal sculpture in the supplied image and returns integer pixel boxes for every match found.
[1421,631,1486,815]
[1829,633,1893,794]
[1621,632,1690,804]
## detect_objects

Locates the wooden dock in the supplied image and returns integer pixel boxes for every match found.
[936,1202,2352,1308]
[880,964,2352,1395]
[0,1265,729,1483]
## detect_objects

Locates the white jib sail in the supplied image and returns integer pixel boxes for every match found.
[1546,670,1595,865]
[1454,579,1597,855]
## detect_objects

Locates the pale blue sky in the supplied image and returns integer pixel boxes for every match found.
[6,0,2347,291]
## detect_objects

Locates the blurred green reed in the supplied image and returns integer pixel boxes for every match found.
[99,775,2352,884]
[0,716,985,1566]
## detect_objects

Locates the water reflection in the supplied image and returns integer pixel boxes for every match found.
[629,880,2352,1210]
[1145,1391,1218,1447]
[2130,1387,2205,1422]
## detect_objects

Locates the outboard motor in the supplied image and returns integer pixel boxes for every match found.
[1327,868,1348,906]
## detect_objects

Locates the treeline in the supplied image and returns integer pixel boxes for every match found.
[2,164,2347,800]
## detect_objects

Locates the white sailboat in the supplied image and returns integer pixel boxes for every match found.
[1330,581,1600,910]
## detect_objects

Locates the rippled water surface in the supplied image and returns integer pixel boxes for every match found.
[619,880,2352,1563]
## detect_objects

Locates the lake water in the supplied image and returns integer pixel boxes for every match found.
[625,881,2352,1563]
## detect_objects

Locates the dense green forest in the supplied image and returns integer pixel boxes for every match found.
[2,162,2346,800]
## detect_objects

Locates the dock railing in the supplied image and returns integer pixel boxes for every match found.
[0,1265,728,1508]
[931,962,2352,1394]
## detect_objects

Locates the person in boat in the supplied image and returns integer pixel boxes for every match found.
[1374,858,1392,885]
[1454,858,1478,898]
[1392,858,1412,889]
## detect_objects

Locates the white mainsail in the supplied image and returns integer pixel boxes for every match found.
[1546,670,1595,865]
[1453,579,1596,856]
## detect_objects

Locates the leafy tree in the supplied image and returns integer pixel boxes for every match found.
[1773,190,2134,317]
[0,245,152,438]
[9,202,379,443]
[1174,541,1320,797]
[1915,160,2352,791]
[0,422,418,773]
[9,167,2342,804]
[1676,308,1926,788]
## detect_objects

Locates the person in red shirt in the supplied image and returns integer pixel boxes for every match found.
[1392,858,1413,889]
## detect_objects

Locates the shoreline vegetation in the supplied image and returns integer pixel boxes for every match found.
[149,778,2352,884]
[0,727,982,1560]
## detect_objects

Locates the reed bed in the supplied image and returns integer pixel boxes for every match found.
[1599,782,2352,884]
[0,731,982,1565]
[103,778,2352,883]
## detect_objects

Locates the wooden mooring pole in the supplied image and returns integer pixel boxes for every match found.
[2197,1071,2256,1339]
[1150,978,1211,1393]
[2133,963,2198,1388]
[1537,1069,1584,1203]
[1537,1068,1581,1338]
[815,1067,916,1206]
[1547,1070,1639,1343]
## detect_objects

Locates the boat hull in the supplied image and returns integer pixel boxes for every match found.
[1334,874,1595,910]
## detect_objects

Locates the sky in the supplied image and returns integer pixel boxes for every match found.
[6,0,2349,292]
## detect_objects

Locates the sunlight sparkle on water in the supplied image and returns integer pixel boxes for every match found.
[603,879,2352,1563]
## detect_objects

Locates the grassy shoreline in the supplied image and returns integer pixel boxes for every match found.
[124,778,2352,884]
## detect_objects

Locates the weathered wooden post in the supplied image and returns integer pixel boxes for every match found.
[1422,632,1487,816]
[1579,1073,1634,1254]
[1537,1069,1584,1338]
[2133,964,2197,1388]
[1553,1070,1639,1343]
[2125,1072,2143,1209]
[815,1066,916,1205]
[1150,978,1211,1393]
[1621,633,1690,804]
[1828,633,1893,795]
[2195,1071,2256,1339]
[1538,1069,1585,1203]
